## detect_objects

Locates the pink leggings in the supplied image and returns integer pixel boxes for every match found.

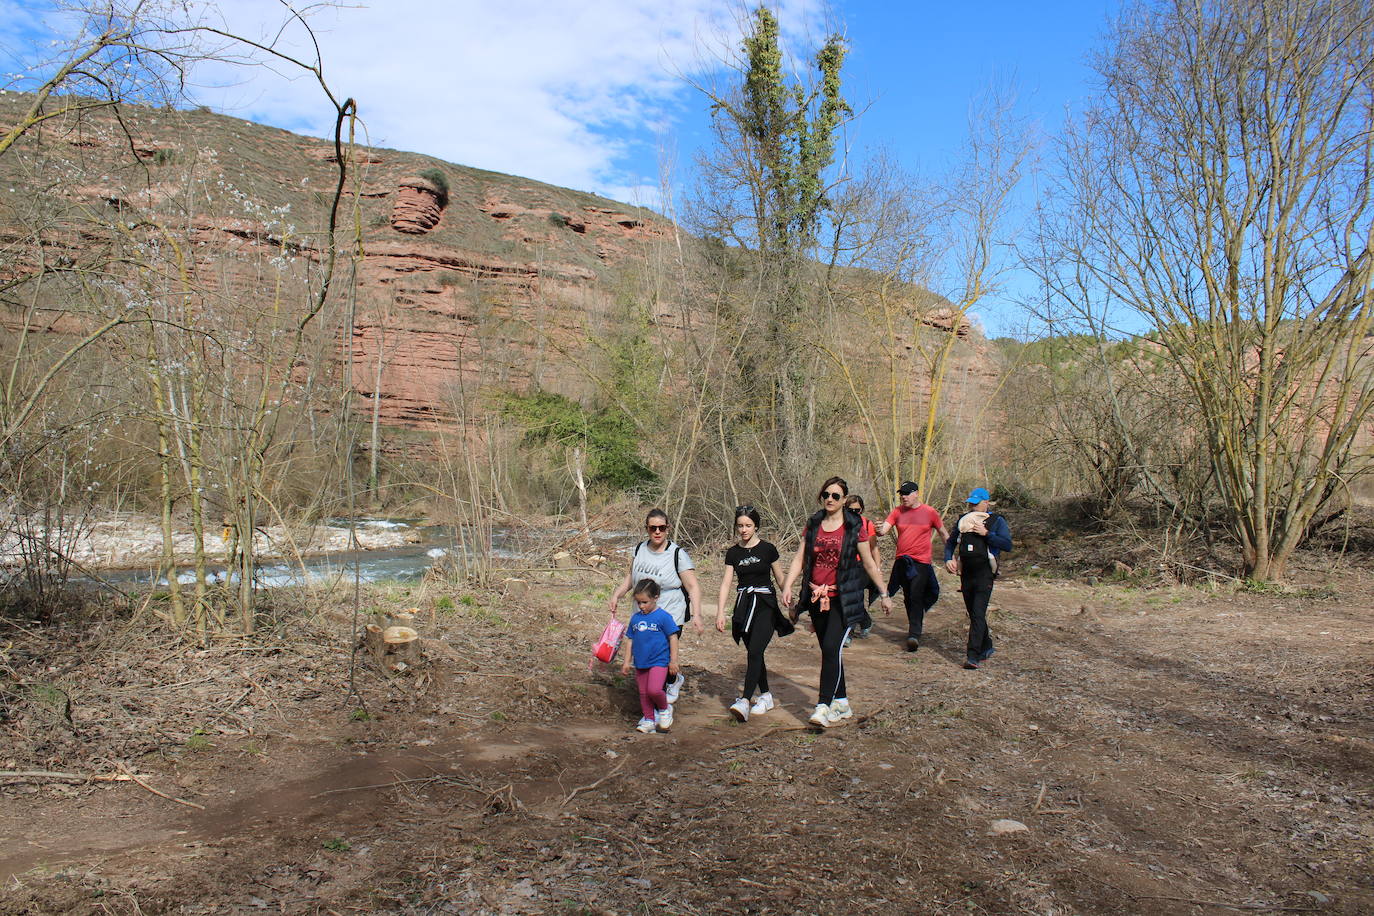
[635,666,669,718]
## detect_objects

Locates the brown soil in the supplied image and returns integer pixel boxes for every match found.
[2,557,1371,915]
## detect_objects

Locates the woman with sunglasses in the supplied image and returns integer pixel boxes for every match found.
[782,477,892,728]
[714,505,793,722]
[609,509,703,703]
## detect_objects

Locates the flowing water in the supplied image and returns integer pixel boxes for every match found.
[82,519,636,589]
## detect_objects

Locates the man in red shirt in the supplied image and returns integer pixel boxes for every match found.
[879,481,950,652]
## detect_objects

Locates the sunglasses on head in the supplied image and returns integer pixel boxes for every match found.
[735,505,755,516]
[822,491,844,501]
[647,524,668,533]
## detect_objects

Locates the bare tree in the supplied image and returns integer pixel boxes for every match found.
[0,0,358,627]
[1033,0,1374,580]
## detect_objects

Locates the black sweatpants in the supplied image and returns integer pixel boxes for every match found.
[811,609,851,705]
[960,569,995,661]
[740,609,773,698]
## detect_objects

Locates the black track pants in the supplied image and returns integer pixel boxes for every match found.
[811,609,851,705]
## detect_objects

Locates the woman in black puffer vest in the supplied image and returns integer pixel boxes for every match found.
[782,477,892,728]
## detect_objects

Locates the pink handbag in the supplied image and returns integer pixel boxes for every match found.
[590,616,626,669]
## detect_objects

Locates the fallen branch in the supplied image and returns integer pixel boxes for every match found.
[310,775,482,799]
[0,770,132,783]
[716,724,810,752]
[1131,894,1315,912]
[1154,786,1223,812]
[561,756,628,807]
[114,760,206,810]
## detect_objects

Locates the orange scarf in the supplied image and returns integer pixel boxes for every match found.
[809,582,834,612]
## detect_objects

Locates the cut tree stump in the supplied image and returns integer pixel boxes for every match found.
[362,624,421,673]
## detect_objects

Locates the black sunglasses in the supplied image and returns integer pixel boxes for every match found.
[647,524,668,533]
[821,491,844,501]
[735,505,755,516]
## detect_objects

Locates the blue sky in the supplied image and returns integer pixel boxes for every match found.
[1,0,1120,333]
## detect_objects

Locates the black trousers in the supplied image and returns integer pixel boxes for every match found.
[741,610,773,698]
[960,568,995,661]
[888,558,939,639]
[811,609,851,705]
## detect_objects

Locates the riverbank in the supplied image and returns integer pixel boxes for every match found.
[0,511,418,571]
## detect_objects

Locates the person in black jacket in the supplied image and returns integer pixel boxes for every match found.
[782,477,892,727]
[943,487,1013,669]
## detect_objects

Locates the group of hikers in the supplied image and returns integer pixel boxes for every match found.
[606,477,1013,733]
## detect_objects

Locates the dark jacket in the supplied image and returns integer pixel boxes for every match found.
[797,508,871,628]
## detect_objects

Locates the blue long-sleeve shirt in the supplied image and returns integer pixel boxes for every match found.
[943,513,1013,563]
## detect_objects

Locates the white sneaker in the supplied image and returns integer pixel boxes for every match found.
[728,698,750,722]
[749,692,775,716]
[828,698,853,722]
[664,674,683,703]
[635,717,656,733]
[808,704,831,728]
[655,705,674,732]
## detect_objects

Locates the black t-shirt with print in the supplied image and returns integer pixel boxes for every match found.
[724,540,780,590]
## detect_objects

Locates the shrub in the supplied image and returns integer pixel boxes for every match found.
[417,167,450,208]
[499,389,656,491]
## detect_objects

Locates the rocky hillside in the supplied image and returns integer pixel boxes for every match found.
[0,94,1000,438]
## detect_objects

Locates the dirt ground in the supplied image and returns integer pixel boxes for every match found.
[1,552,1372,914]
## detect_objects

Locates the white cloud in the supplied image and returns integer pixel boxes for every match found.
[178,0,829,206]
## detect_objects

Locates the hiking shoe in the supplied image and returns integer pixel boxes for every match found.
[980,647,996,661]
[635,717,656,733]
[655,705,674,732]
[749,692,775,716]
[963,658,980,670]
[828,698,853,722]
[808,704,831,728]
[729,697,750,722]
[664,674,684,703]
[905,637,920,652]
[859,626,873,638]
[842,632,853,648]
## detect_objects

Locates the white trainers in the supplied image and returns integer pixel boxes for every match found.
[808,704,831,728]
[827,698,853,722]
[749,692,775,716]
[655,705,674,732]
[728,697,750,722]
[664,674,683,703]
[635,716,656,733]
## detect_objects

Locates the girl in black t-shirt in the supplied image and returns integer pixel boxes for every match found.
[715,506,793,722]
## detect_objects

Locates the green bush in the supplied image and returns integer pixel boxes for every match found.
[499,389,656,491]
[417,167,450,208]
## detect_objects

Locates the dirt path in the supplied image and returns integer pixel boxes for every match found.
[2,571,1372,914]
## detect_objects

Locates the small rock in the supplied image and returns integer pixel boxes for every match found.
[552,551,576,569]
[989,819,1029,836]
[1304,891,1330,904]
[511,879,536,898]
[627,877,651,889]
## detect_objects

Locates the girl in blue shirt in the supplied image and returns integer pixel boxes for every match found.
[620,579,680,733]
